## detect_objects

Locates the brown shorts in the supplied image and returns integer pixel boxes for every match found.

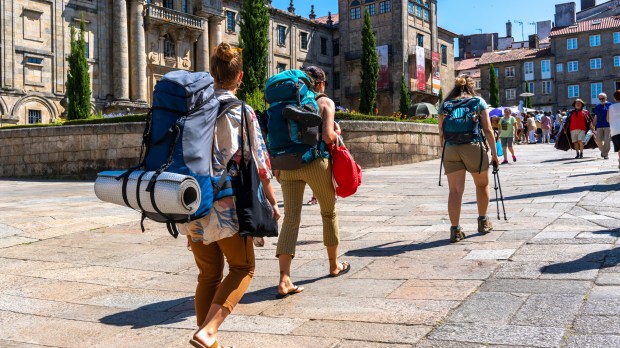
[443,142,490,175]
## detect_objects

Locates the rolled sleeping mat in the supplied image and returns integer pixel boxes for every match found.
[94,171,201,215]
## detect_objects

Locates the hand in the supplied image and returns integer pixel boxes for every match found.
[273,170,281,183]
[334,122,342,135]
[491,154,500,168]
[272,204,281,222]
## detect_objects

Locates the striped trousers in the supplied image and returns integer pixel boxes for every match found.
[276,158,339,257]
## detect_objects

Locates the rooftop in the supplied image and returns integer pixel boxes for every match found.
[314,13,339,25]
[550,15,620,36]
[477,47,552,66]
[455,58,480,71]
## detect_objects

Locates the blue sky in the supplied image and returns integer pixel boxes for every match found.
[271,1,587,54]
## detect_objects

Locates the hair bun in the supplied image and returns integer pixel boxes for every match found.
[455,76,467,87]
[215,43,235,63]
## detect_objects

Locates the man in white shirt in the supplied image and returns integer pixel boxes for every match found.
[608,90,620,170]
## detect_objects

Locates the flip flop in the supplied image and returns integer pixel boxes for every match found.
[189,339,234,348]
[275,286,304,299]
[329,261,351,278]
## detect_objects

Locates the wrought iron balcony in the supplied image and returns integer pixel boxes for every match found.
[145,4,205,31]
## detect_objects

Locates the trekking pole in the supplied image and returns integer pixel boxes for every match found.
[492,164,500,220]
[493,164,508,220]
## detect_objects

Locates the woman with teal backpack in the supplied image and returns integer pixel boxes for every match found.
[438,74,499,243]
[274,66,350,299]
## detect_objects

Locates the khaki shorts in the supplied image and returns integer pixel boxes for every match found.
[571,129,586,142]
[443,142,490,175]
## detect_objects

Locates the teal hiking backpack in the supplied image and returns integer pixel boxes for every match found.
[264,70,328,170]
[438,97,488,186]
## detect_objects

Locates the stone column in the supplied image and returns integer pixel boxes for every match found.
[129,0,148,103]
[113,0,130,101]
[196,19,210,72]
[208,17,224,57]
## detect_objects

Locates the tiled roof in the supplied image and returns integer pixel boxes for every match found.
[477,47,552,66]
[455,58,480,71]
[314,14,339,25]
[550,16,620,36]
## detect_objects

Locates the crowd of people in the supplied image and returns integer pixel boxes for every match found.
[490,93,620,167]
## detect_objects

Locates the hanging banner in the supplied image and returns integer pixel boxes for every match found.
[376,45,390,90]
[416,46,426,91]
[432,52,441,95]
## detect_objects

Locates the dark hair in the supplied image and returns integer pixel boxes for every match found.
[444,74,476,102]
[303,66,326,90]
[210,42,242,90]
[614,90,620,101]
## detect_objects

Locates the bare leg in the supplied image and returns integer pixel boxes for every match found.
[508,146,515,156]
[193,305,230,347]
[502,145,508,162]
[447,170,466,227]
[278,254,303,295]
[471,170,490,217]
[327,245,349,275]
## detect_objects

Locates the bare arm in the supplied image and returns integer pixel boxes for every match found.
[607,108,611,124]
[260,177,281,222]
[513,118,518,138]
[438,113,445,144]
[318,97,338,144]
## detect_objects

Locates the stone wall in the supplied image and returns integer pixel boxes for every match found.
[0,121,440,179]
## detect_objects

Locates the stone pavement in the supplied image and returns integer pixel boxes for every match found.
[0,144,619,348]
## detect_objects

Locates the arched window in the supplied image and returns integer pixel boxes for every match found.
[164,35,175,58]
[350,1,361,19]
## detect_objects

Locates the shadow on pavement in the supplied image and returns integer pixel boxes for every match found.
[569,170,619,178]
[241,275,329,304]
[592,228,620,237]
[466,183,619,204]
[345,239,455,258]
[541,248,620,275]
[99,296,194,329]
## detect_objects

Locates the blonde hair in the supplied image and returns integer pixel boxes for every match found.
[445,74,477,101]
[209,43,243,90]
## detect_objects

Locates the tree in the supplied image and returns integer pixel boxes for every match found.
[66,19,91,120]
[399,73,411,115]
[239,0,269,99]
[525,82,532,108]
[489,64,500,107]
[359,9,379,114]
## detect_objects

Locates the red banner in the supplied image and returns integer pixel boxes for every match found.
[416,46,425,91]
[432,52,441,95]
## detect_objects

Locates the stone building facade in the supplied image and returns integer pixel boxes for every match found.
[477,47,555,111]
[0,0,455,125]
[335,0,456,115]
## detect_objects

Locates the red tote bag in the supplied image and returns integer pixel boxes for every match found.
[330,136,362,198]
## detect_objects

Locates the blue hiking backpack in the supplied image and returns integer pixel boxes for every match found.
[119,70,222,237]
[264,70,328,170]
[438,97,488,185]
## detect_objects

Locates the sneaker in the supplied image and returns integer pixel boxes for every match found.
[477,216,493,234]
[450,226,466,243]
[501,160,509,164]
[575,153,580,159]
[512,155,517,162]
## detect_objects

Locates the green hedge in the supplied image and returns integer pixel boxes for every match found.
[335,112,438,124]
[1,114,148,130]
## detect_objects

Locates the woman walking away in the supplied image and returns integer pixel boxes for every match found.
[276,66,349,299]
[526,114,537,144]
[499,108,518,164]
[182,42,280,348]
[608,90,620,170]
[439,74,499,243]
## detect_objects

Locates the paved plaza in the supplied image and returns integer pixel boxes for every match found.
[0,145,619,347]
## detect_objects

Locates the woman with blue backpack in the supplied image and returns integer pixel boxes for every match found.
[439,74,499,243]
[186,43,280,348]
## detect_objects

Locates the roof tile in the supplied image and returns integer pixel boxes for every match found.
[550,15,620,36]
[477,47,552,66]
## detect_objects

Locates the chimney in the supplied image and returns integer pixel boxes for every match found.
[506,20,512,37]
[309,5,316,20]
[555,2,576,27]
[529,34,540,49]
[581,0,596,10]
